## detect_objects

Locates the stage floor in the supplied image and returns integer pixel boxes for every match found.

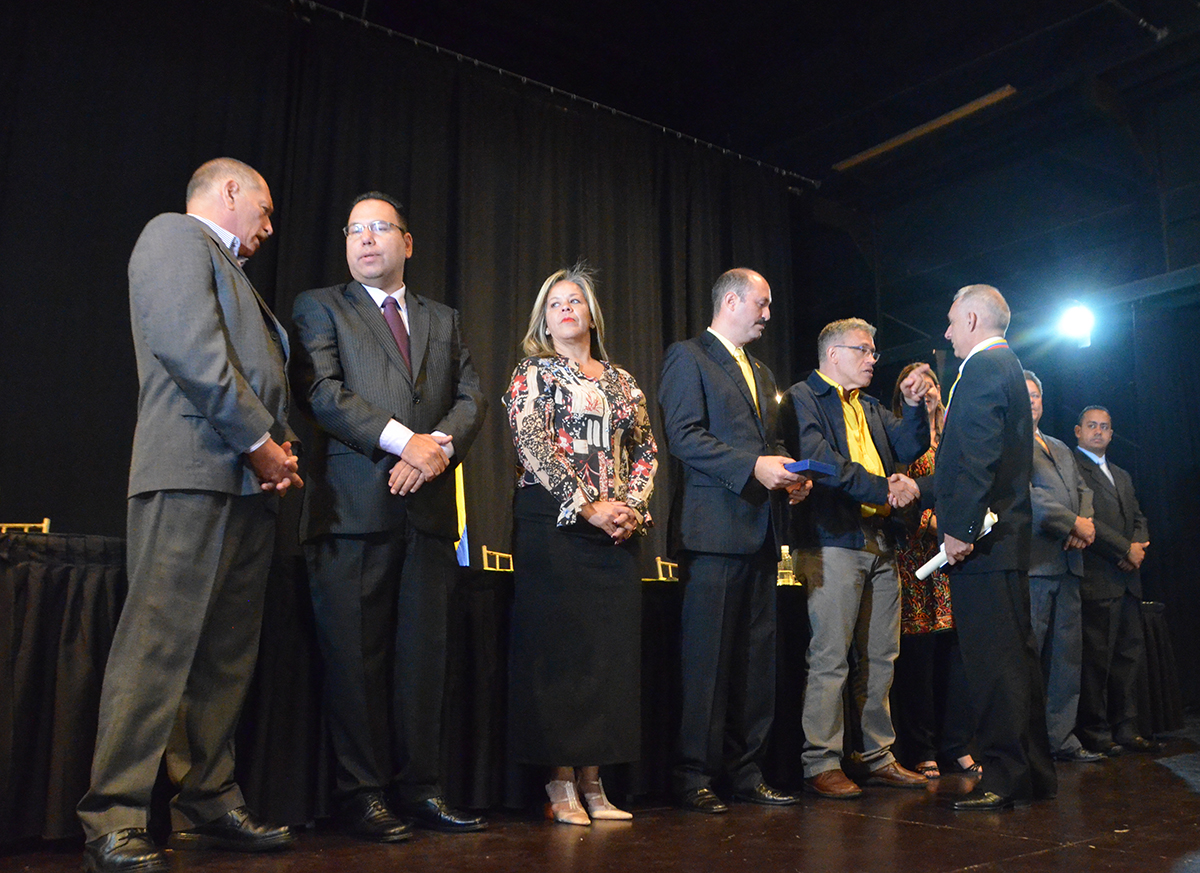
[9,740,1200,873]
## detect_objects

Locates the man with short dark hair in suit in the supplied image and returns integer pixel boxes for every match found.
[78,158,301,873]
[930,284,1056,811]
[779,318,930,799]
[659,268,811,813]
[291,192,486,840]
[1072,406,1158,756]
[1024,371,1102,764]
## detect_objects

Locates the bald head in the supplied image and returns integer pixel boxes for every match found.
[184,158,274,259]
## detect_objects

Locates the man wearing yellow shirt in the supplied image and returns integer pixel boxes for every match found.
[779,318,932,798]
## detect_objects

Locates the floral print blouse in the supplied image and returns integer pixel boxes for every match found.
[503,355,657,528]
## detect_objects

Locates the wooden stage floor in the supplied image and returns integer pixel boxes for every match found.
[9,740,1200,873]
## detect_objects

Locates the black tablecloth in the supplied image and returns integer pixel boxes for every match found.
[1,532,1186,841]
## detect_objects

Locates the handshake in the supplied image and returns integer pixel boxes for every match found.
[886,473,920,508]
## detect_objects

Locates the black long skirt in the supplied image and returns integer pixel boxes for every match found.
[507,485,642,766]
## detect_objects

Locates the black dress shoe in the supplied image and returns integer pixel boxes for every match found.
[951,790,1031,811]
[1054,747,1105,763]
[732,782,800,806]
[84,829,168,873]
[397,797,487,833]
[1118,735,1161,753]
[678,787,729,814]
[340,791,412,842]
[168,805,295,852]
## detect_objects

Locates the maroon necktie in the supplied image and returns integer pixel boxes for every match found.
[381,296,411,373]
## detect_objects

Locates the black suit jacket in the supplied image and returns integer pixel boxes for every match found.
[1074,451,1148,600]
[291,281,485,540]
[780,369,928,550]
[931,343,1033,574]
[659,331,785,556]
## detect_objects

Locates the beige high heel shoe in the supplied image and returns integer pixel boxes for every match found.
[578,778,633,821]
[545,780,590,825]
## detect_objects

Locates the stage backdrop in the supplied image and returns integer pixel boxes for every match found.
[0,0,809,570]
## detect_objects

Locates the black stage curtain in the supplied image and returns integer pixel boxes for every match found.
[0,0,798,578]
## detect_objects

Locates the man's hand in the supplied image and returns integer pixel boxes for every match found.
[754,456,803,491]
[388,459,427,495]
[401,433,453,479]
[944,533,974,565]
[580,500,641,542]
[246,439,303,496]
[786,477,814,505]
[887,473,920,508]
[898,363,934,406]
[1070,516,1095,545]
[1125,540,1149,569]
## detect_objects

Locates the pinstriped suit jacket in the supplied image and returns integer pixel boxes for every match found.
[291,281,485,540]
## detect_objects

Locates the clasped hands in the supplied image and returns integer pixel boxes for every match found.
[247,439,303,495]
[1119,540,1149,572]
[581,500,643,543]
[389,432,453,495]
[1064,516,1096,551]
[886,473,919,508]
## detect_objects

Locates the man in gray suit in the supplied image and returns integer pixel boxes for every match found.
[1024,371,1101,763]
[1073,406,1158,756]
[291,192,486,840]
[78,158,300,873]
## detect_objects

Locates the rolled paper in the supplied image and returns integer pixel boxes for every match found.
[915,510,999,580]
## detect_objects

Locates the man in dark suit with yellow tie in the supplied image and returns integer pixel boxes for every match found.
[78,158,300,873]
[659,268,810,813]
[931,284,1055,811]
[291,192,486,840]
[1072,406,1158,756]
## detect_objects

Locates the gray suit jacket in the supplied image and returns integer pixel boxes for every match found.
[1075,450,1148,600]
[291,281,485,540]
[1029,432,1093,577]
[127,213,295,498]
[659,331,785,556]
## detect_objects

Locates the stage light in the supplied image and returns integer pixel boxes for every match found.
[1057,304,1094,347]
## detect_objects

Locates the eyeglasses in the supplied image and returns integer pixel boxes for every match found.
[343,220,406,238]
[833,344,880,362]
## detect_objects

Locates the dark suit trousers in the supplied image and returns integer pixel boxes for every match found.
[78,491,274,840]
[306,522,454,802]
[1077,591,1143,748]
[673,545,778,795]
[949,569,1056,801]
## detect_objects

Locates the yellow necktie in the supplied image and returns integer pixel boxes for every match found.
[733,347,759,414]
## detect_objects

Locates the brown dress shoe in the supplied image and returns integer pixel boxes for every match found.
[804,769,863,799]
[867,761,929,788]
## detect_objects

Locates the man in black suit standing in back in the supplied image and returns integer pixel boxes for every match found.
[931,284,1055,811]
[659,268,811,814]
[291,192,486,841]
[1072,406,1157,756]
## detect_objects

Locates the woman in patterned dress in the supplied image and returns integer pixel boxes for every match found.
[503,265,657,825]
[890,364,978,778]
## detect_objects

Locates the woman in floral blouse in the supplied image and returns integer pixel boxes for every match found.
[502,265,657,825]
[890,364,978,779]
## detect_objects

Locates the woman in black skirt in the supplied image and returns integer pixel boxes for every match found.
[502,265,657,825]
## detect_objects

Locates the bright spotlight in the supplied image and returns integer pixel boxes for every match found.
[1058,304,1094,347]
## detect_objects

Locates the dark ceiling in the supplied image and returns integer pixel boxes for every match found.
[315,0,1200,189]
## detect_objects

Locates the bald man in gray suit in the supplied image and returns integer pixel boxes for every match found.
[78,159,300,873]
[291,192,485,841]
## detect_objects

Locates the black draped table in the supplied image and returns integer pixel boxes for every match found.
[1,531,1186,842]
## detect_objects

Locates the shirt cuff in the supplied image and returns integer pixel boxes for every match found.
[247,431,271,453]
[380,422,455,459]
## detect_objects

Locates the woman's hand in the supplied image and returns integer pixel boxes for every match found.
[580,500,641,542]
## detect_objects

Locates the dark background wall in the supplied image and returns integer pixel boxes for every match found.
[2,0,1199,704]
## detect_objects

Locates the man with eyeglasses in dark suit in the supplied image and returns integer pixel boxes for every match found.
[291,192,486,841]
